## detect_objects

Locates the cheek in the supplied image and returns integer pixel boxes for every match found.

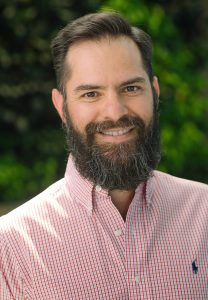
[67,102,98,133]
[128,99,154,123]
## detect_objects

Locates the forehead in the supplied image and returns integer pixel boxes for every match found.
[64,36,147,84]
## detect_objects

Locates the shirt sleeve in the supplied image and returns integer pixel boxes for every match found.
[0,235,25,299]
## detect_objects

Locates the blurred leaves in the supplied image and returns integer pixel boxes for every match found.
[0,0,207,205]
[0,153,58,201]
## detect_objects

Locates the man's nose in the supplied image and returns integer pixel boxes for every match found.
[102,92,129,121]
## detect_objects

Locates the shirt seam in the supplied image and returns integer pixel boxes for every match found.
[0,233,31,299]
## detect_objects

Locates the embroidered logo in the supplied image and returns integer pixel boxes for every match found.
[192,259,198,274]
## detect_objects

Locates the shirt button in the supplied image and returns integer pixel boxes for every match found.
[114,229,122,237]
[95,185,102,192]
[135,275,140,284]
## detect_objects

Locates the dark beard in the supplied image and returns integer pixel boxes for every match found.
[63,95,161,191]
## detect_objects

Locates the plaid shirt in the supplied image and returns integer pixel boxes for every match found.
[0,156,208,299]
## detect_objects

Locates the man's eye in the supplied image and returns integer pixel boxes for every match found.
[124,86,140,92]
[83,91,98,98]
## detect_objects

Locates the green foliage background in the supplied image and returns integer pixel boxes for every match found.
[0,0,207,208]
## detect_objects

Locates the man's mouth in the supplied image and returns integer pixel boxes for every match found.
[98,127,134,136]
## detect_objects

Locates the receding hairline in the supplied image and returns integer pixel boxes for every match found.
[51,12,154,94]
[62,34,146,87]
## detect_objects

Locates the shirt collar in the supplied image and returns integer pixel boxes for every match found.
[143,172,154,207]
[65,156,94,214]
[64,155,154,214]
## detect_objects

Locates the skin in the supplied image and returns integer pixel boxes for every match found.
[52,36,160,219]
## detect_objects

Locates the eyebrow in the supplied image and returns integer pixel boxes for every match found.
[74,76,146,93]
[120,76,146,87]
[74,84,104,93]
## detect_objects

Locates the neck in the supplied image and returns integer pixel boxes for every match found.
[109,189,135,221]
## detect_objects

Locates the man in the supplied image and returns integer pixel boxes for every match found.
[0,12,207,299]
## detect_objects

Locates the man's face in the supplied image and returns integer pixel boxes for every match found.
[52,36,160,190]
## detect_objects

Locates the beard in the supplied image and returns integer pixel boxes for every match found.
[63,92,161,191]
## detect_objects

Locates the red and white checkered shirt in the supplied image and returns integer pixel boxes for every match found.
[0,155,208,299]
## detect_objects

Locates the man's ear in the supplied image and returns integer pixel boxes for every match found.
[52,88,65,122]
[153,76,160,97]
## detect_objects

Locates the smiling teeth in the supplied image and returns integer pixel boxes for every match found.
[102,128,131,136]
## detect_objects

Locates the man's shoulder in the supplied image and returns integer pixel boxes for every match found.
[0,178,68,231]
[152,170,208,198]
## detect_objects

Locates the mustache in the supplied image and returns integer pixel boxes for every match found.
[85,115,146,135]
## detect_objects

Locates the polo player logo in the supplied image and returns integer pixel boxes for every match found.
[192,259,198,274]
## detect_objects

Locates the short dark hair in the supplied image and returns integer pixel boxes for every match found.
[51,12,153,94]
